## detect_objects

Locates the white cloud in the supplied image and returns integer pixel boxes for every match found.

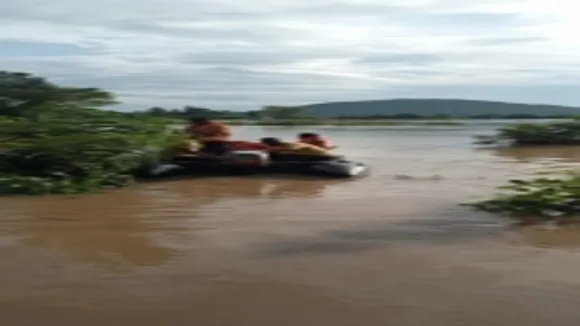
[0,0,579,110]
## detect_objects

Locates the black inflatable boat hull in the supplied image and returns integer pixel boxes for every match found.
[148,151,369,179]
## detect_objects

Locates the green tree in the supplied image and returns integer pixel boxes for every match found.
[145,106,170,117]
[182,106,218,119]
[245,110,263,119]
[0,71,184,195]
[261,106,304,119]
[0,71,117,120]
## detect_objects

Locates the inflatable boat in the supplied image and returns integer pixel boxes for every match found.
[148,150,369,179]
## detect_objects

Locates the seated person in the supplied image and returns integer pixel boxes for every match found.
[185,117,232,155]
[185,117,232,141]
[227,140,274,151]
[297,132,336,149]
[260,137,334,157]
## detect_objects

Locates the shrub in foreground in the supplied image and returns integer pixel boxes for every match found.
[0,116,186,195]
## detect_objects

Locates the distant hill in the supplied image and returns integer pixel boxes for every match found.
[299,99,580,118]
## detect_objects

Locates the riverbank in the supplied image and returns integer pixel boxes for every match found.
[217,117,578,127]
[220,119,465,126]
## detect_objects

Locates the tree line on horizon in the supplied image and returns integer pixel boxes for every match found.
[0,70,577,121]
[140,105,578,120]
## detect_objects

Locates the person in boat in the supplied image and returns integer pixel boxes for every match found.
[184,118,274,153]
[227,140,273,151]
[297,132,336,149]
[185,117,232,155]
[259,137,334,157]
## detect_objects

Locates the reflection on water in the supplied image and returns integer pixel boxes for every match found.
[1,190,183,270]
[0,177,338,270]
[252,217,504,257]
[508,225,580,249]
[2,125,580,326]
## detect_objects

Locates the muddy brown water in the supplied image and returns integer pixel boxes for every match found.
[2,124,580,326]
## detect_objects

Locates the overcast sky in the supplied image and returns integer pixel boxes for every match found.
[0,0,578,110]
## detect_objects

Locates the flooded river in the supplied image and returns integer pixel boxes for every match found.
[2,124,580,326]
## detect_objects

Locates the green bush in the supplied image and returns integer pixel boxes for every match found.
[464,171,580,221]
[475,119,580,146]
[0,117,186,195]
[0,70,187,195]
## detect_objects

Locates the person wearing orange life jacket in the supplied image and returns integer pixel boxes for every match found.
[297,132,336,149]
[185,117,232,155]
[260,137,334,157]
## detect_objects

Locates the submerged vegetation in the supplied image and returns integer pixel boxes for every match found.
[471,119,580,222]
[475,119,580,146]
[464,171,580,222]
[0,71,185,195]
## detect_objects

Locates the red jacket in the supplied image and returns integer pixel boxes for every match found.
[227,140,273,151]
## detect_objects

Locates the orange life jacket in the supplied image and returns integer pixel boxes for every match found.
[300,135,333,149]
[189,121,231,141]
